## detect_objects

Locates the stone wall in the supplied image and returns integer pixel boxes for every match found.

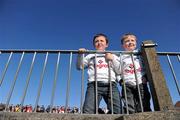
[0,110,180,120]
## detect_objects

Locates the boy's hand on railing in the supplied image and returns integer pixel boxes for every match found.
[78,48,86,54]
[105,53,114,61]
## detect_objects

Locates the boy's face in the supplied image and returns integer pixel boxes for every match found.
[122,35,137,51]
[94,36,108,51]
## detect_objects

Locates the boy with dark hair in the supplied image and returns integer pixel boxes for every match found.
[77,33,121,114]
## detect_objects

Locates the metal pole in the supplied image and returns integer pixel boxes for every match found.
[95,53,98,114]
[130,54,144,112]
[5,52,25,111]
[0,49,127,54]
[120,53,129,114]
[20,52,36,109]
[80,54,85,114]
[167,55,180,95]
[108,61,113,114]
[0,52,13,86]
[50,52,61,113]
[65,52,72,113]
[34,52,48,112]
[178,55,180,62]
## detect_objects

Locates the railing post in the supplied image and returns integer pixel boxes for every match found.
[141,40,174,111]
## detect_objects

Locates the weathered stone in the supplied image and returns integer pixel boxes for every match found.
[141,40,174,111]
[0,111,180,120]
[0,112,123,120]
[123,111,180,120]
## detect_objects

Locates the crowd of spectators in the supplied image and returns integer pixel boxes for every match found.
[0,103,110,114]
[0,103,79,113]
[1,101,180,114]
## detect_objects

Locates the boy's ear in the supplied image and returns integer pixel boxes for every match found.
[106,43,109,47]
[122,44,125,49]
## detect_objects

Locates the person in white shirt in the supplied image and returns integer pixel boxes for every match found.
[76,33,121,114]
[120,33,151,114]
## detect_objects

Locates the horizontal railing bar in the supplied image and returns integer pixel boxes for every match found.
[0,49,79,53]
[0,49,180,56]
[1,49,180,56]
[0,49,139,54]
[157,52,180,56]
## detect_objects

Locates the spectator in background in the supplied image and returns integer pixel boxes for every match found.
[0,103,5,111]
[175,101,180,111]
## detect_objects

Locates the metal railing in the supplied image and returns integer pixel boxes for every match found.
[0,44,179,114]
[157,52,180,96]
[0,50,80,113]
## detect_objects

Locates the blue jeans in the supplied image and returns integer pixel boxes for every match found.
[83,81,121,114]
[121,83,151,114]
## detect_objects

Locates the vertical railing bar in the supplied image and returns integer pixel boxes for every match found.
[130,54,144,112]
[65,52,73,113]
[95,53,98,114]
[34,52,49,112]
[178,55,180,62]
[5,52,25,111]
[167,54,180,95]
[0,52,13,86]
[20,52,37,110]
[50,52,61,113]
[120,53,129,114]
[80,54,85,114]
[108,61,113,114]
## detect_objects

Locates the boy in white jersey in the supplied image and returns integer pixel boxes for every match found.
[120,33,151,113]
[76,33,121,114]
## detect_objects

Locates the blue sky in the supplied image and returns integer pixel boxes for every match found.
[0,0,180,109]
[1,0,180,51]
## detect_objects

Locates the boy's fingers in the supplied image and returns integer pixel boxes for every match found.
[78,48,86,53]
[105,53,113,61]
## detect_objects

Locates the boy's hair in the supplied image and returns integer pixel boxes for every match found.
[121,33,137,45]
[93,33,109,46]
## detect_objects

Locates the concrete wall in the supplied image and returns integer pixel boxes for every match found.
[0,110,180,120]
